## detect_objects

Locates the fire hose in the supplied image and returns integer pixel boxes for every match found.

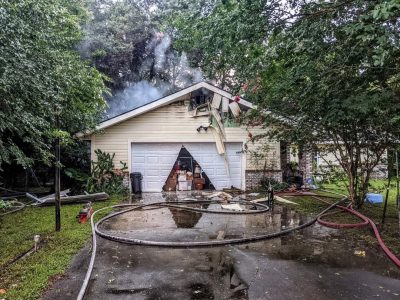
[313,195,400,268]
[77,198,346,300]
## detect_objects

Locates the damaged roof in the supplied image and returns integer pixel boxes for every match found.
[96,81,254,131]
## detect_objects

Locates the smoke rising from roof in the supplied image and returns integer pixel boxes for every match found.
[104,33,203,119]
[105,80,169,119]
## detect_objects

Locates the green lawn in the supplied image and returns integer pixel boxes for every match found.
[0,196,122,300]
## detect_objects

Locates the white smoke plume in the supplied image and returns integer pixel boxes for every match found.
[154,33,171,71]
[105,33,204,119]
[105,81,170,118]
[176,53,204,87]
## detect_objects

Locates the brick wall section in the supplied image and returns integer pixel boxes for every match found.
[299,151,313,181]
[245,170,282,190]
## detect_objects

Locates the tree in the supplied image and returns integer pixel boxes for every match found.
[82,0,201,91]
[0,0,107,169]
[171,0,400,207]
[171,0,268,89]
[82,0,157,90]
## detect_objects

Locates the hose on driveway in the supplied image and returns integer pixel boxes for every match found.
[77,197,346,300]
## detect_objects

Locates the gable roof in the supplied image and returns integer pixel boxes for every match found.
[93,81,254,133]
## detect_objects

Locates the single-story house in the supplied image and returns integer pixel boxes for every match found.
[82,81,282,192]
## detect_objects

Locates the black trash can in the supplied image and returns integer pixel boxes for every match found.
[130,172,142,194]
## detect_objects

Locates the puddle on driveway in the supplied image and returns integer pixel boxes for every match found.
[102,192,314,242]
[100,192,400,275]
[46,192,400,300]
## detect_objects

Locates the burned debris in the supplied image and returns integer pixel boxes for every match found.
[163,146,213,191]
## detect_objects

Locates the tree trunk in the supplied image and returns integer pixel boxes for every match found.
[347,174,357,205]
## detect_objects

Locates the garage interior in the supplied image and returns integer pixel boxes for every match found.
[163,146,214,191]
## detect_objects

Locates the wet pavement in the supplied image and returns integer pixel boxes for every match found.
[43,192,400,299]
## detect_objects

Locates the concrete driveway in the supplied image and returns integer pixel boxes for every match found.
[43,192,400,300]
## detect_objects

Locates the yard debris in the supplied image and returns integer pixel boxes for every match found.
[221,204,244,211]
[247,193,260,197]
[250,195,298,205]
[250,198,266,203]
[28,192,109,205]
[201,191,214,196]
[354,250,366,257]
[25,193,42,202]
[41,189,71,200]
[216,230,225,240]
[26,189,70,203]
[207,191,233,200]
[222,187,243,194]
[276,191,317,196]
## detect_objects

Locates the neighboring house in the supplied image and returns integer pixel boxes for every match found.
[82,81,281,192]
[282,145,388,182]
[312,148,388,179]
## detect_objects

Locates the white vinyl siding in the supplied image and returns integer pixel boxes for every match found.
[91,102,280,171]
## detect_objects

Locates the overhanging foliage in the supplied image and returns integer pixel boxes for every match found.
[0,0,107,168]
[171,0,400,206]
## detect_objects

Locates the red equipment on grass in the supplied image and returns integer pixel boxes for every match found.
[77,203,94,224]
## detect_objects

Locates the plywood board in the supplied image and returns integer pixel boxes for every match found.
[222,97,229,112]
[211,93,222,109]
[229,102,241,118]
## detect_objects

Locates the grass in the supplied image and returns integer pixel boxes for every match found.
[279,196,330,214]
[280,179,400,255]
[0,196,123,300]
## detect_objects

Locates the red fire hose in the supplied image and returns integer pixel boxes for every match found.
[314,195,400,268]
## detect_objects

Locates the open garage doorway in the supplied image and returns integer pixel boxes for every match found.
[163,146,214,191]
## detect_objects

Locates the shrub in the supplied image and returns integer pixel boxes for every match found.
[65,150,129,195]
[0,199,12,210]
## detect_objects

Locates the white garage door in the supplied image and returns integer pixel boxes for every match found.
[131,142,243,192]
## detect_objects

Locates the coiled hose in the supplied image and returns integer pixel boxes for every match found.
[77,197,346,300]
